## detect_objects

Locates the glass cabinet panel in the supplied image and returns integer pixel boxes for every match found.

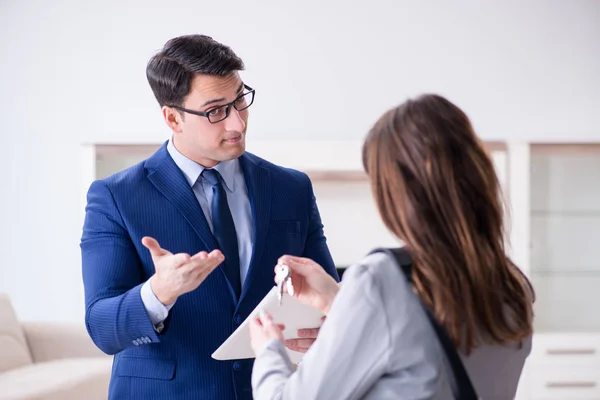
[530,144,600,332]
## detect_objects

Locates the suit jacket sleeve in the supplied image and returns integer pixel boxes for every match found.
[81,180,160,355]
[301,177,340,282]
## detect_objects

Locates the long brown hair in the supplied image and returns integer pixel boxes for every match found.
[362,94,534,354]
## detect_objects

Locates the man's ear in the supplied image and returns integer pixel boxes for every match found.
[162,106,183,134]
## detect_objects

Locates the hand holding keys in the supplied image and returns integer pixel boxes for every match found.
[276,264,294,306]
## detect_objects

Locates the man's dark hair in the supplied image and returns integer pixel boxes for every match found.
[146,34,245,107]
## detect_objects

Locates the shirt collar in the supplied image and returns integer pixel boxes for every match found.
[167,137,237,192]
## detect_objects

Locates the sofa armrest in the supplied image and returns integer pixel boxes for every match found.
[21,321,109,362]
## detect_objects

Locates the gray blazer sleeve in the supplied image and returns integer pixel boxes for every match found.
[251,253,444,400]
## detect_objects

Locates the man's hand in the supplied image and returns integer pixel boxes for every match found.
[142,236,224,305]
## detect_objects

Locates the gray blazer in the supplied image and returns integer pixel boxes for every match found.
[252,251,532,399]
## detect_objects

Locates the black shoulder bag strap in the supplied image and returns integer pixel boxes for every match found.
[371,247,479,400]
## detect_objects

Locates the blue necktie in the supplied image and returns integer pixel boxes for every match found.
[201,169,241,298]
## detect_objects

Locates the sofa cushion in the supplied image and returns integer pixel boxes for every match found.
[0,294,32,372]
[0,357,112,400]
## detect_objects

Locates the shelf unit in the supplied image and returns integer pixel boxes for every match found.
[514,143,600,400]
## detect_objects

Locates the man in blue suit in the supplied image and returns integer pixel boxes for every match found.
[81,34,339,399]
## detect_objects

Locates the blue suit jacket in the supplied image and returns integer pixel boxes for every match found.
[81,142,339,399]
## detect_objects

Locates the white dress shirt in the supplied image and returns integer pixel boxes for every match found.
[141,138,253,327]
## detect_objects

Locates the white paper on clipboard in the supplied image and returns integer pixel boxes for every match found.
[211,286,325,364]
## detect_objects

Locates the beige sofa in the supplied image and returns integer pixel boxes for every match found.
[0,293,112,400]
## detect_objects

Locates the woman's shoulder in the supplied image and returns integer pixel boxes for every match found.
[341,250,394,282]
[341,249,415,302]
[343,248,407,277]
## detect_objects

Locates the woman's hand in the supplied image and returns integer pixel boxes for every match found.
[249,311,285,357]
[275,255,340,315]
[284,316,326,354]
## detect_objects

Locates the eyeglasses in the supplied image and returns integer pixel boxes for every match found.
[168,84,255,124]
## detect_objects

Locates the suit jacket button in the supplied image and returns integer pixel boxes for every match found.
[234,314,243,324]
[233,361,242,371]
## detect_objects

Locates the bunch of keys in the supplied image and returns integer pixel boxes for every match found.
[275,264,294,306]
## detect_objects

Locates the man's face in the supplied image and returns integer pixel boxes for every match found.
[163,72,249,167]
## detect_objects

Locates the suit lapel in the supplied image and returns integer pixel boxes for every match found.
[145,143,218,251]
[238,153,271,304]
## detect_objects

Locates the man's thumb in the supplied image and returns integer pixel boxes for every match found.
[142,236,166,256]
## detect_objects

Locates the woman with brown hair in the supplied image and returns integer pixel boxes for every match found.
[248,94,534,399]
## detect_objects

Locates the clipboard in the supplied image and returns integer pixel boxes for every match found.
[211,286,325,364]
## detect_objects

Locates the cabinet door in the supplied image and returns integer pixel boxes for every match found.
[530,144,600,332]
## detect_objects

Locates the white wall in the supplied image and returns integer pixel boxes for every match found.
[1,0,599,322]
